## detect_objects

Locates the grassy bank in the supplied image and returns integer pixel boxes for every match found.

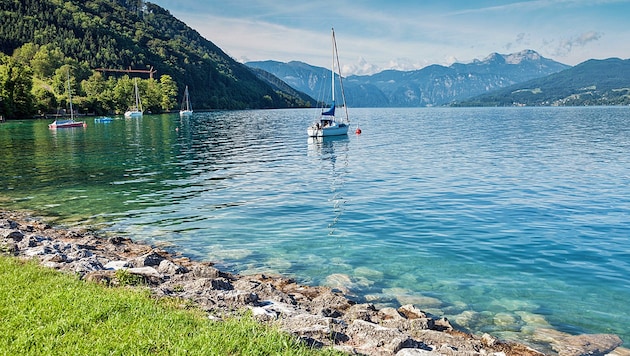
[0,256,341,355]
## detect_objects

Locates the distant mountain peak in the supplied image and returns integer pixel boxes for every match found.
[246,49,570,107]
[504,49,541,64]
[479,50,542,65]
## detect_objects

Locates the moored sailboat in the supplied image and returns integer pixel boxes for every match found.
[179,85,193,117]
[307,28,349,137]
[49,70,86,129]
[124,78,143,118]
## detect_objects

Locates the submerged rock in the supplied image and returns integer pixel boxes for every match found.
[1,209,623,356]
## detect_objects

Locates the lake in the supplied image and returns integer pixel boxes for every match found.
[1,107,628,349]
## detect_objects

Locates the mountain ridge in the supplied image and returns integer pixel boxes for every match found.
[247,50,571,107]
[455,57,630,106]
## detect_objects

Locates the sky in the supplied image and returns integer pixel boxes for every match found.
[149,0,630,75]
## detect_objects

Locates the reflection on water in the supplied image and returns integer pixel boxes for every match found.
[1,107,629,349]
[307,136,349,235]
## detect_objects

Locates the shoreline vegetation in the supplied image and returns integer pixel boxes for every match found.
[0,209,625,355]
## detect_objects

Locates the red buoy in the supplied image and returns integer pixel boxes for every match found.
[355,126,362,134]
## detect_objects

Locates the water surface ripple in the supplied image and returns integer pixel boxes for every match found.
[1,107,628,348]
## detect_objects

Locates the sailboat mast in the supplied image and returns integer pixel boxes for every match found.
[332,28,350,123]
[331,28,335,105]
[67,70,74,120]
[134,78,139,110]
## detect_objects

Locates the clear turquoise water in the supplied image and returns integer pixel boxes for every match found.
[1,107,628,349]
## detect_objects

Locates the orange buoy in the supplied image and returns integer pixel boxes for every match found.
[355,127,362,134]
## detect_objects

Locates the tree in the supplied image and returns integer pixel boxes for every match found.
[142,78,161,113]
[33,46,65,79]
[159,74,177,111]
[0,56,36,119]
[113,75,134,113]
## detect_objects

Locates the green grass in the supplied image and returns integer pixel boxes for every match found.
[0,256,342,355]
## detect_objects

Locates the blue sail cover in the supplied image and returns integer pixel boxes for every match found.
[322,102,335,116]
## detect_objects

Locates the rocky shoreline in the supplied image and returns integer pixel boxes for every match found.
[0,209,625,356]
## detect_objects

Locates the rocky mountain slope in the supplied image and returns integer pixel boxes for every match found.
[247,50,571,107]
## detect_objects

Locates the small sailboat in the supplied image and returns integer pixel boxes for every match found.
[307,28,349,137]
[179,85,193,117]
[49,71,86,129]
[124,78,143,118]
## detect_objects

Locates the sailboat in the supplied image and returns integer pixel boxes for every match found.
[179,85,193,117]
[49,70,86,129]
[124,78,143,118]
[307,28,349,137]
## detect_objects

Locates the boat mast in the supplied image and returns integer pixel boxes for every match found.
[67,70,74,120]
[331,28,335,109]
[332,28,350,123]
[134,78,140,111]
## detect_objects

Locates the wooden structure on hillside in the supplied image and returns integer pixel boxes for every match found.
[94,66,157,79]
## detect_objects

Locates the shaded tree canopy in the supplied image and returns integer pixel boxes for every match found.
[0,0,313,118]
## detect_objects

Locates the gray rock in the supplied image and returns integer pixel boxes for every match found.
[382,317,435,334]
[398,304,427,319]
[379,307,404,321]
[220,290,258,305]
[157,259,188,275]
[127,266,161,278]
[131,251,165,267]
[17,235,41,249]
[1,229,24,241]
[69,256,104,274]
[43,253,66,263]
[22,245,54,257]
[251,306,278,321]
[347,319,426,355]
[191,264,222,278]
[67,248,93,260]
[344,303,378,323]
[280,314,336,343]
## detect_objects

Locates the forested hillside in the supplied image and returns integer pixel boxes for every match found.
[0,0,311,119]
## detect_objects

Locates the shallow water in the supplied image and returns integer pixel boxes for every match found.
[1,107,629,347]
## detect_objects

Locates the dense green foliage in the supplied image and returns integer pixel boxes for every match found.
[455,58,630,106]
[0,0,311,119]
[0,255,342,355]
[0,47,179,118]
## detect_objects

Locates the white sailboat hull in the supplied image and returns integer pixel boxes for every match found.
[124,110,143,118]
[307,122,349,137]
[179,110,193,117]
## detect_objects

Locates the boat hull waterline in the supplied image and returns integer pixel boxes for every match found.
[48,119,87,129]
[307,123,349,137]
[124,111,142,119]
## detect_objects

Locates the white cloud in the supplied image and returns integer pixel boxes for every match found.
[152,0,630,72]
[551,31,604,57]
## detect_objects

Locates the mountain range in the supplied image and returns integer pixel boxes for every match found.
[246,50,572,107]
[456,57,630,106]
[1,0,628,112]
